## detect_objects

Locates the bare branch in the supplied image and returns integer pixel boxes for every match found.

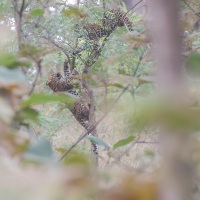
[132,51,144,77]
[59,132,87,161]
[135,140,158,144]
[183,0,200,18]
[125,0,143,15]
[19,0,26,18]
[43,36,71,62]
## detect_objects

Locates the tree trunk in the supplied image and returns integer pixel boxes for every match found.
[150,0,194,200]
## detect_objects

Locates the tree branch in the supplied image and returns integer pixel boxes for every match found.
[183,0,200,18]
[59,84,130,161]
[125,0,144,15]
[19,0,26,18]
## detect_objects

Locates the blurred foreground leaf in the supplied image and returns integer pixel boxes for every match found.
[0,53,30,69]
[65,151,89,166]
[186,53,200,75]
[144,150,155,158]
[24,137,53,163]
[0,67,28,90]
[123,98,200,134]
[15,107,39,124]
[113,135,135,150]
[0,96,15,123]
[21,93,76,108]
[62,6,87,18]
[20,44,56,62]
[56,147,89,167]
[0,128,29,156]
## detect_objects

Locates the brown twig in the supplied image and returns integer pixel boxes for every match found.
[183,0,200,18]
[133,51,144,77]
[43,36,71,62]
[19,0,26,18]
[70,0,80,70]
[59,133,87,161]
[13,0,23,48]
[135,140,158,144]
[132,4,149,14]
[125,0,143,15]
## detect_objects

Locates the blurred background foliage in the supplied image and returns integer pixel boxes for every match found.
[0,0,200,199]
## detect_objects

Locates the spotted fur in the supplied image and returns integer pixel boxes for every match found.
[63,61,88,99]
[70,99,98,154]
[105,9,133,31]
[46,66,98,154]
[46,72,73,92]
[76,9,133,42]
[83,23,106,40]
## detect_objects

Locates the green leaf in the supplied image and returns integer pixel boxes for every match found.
[144,150,154,158]
[56,147,89,166]
[21,93,76,108]
[0,53,30,69]
[24,137,53,163]
[186,53,200,74]
[21,44,42,56]
[113,136,135,150]
[118,68,128,75]
[15,107,39,123]
[30,9,44,17]
[64,151,89,166]
[62,6,87,18]
[138,77,155,85]
[55,147,66,153]
[87,135,110,150]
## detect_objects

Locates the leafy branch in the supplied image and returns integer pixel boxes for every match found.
[59,84,130,161]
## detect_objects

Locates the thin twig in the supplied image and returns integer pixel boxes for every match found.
[71,0,80,70]
[132,4,149,13]
[113,136,140,162]
[59,133,87,161]
[111,134,156,165]
[135,140,158,144]
[125,0,143,15]
[133,51,144,77]
[43,36,71,61]
[183,0,200,18]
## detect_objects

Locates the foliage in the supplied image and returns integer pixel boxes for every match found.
[1,0,200,199]
[0,0,199,161]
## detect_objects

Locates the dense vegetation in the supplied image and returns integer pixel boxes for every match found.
[0,0,200,199]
